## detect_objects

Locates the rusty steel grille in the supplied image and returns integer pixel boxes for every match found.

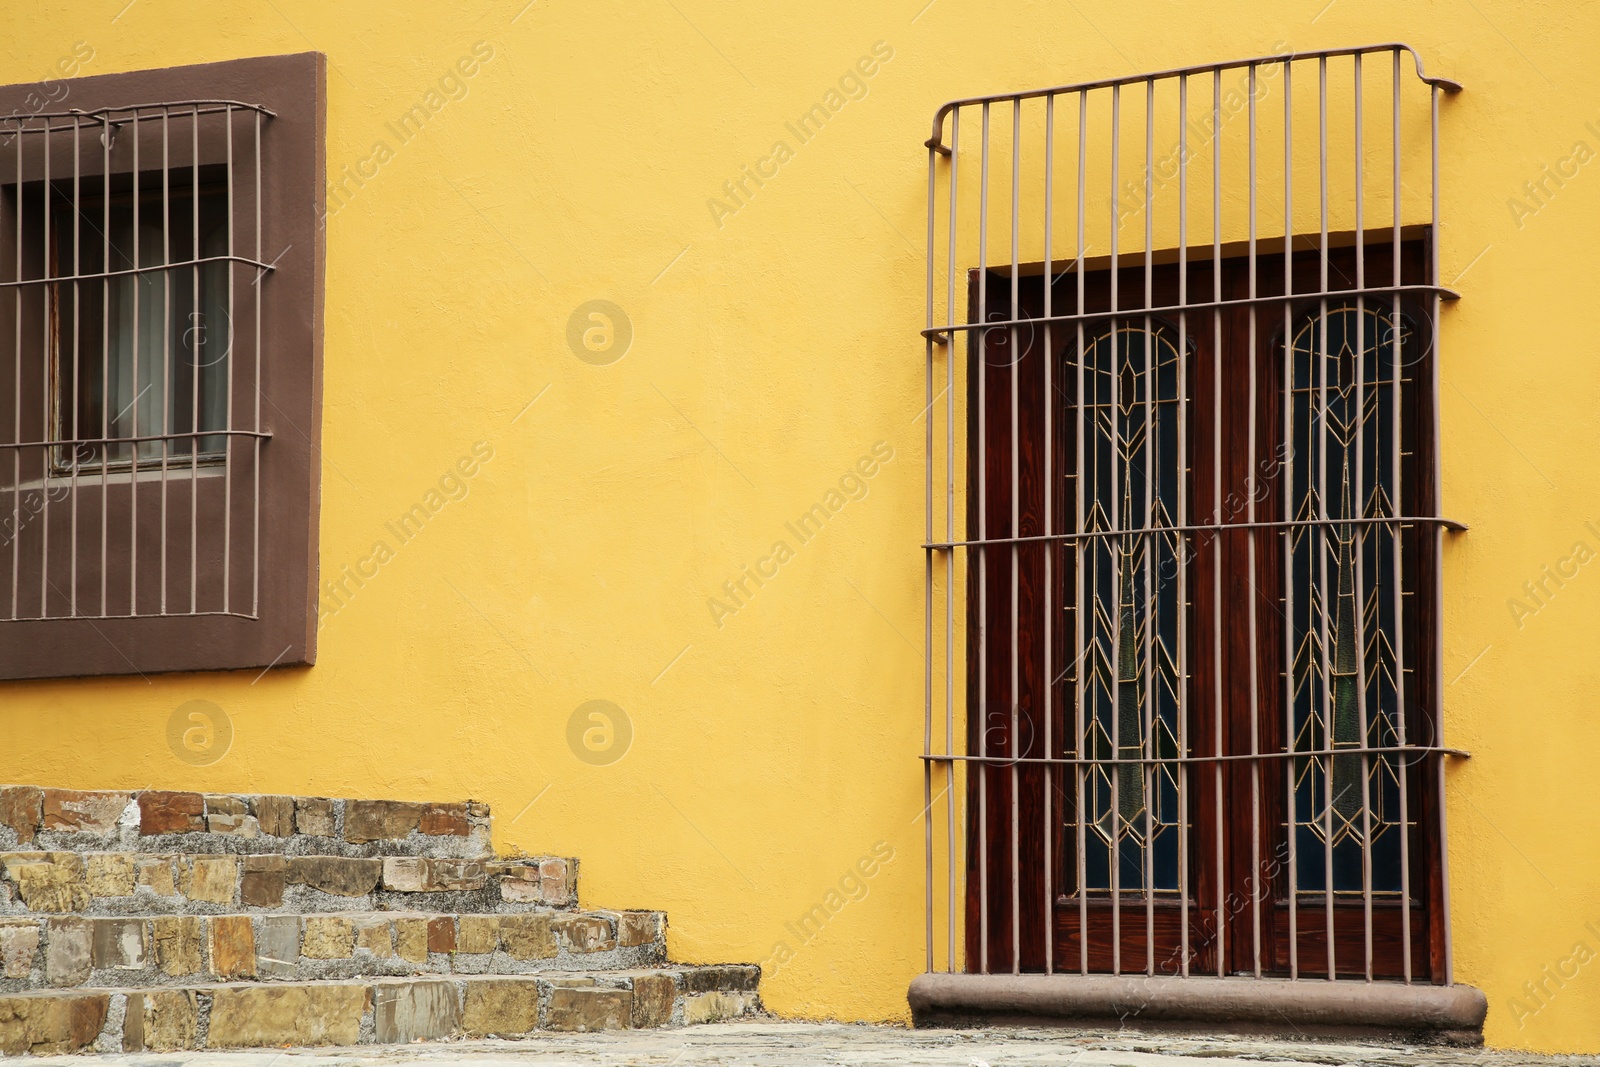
[920,45,1467,984]
[0,100,275,621]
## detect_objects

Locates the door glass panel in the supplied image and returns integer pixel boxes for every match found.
[1288,301,1414,896]
[1079,321,1185,895]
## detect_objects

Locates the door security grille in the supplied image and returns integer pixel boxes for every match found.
[918,45,1466,984]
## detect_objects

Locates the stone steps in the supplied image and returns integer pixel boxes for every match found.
[0,786,764,1056]
[0,909,666,992]
[0,966,762,1054]
[0,788,491,858]
[0,851,576,916]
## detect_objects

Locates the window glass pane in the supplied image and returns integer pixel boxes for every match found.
[52,179,229,468]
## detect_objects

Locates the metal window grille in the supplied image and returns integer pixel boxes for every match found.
[0,100,275,621]
[920,45,1466,984]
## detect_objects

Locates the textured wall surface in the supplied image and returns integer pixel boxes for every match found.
[0,0,1596,1053]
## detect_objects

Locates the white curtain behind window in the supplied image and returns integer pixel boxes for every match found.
[106,219,166,464]
[103,215,229,464]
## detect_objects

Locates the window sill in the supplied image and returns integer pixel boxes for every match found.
[907,973,1486,1044]
[9,462,228,492]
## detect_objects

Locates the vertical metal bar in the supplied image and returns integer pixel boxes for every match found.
[56,116,72,616]
[1074,89,1089,977]
[1352,51,1376,984]
[1282,59,1299,981]
[1246,62,1263,979]
[189,106,199,613]
[69,113,83,617]
[1108,80,1122,977]
[1318,55,1337,980]
[74,113,86,616]
[945,108,960,974]
[97,113,109,617]
[1142,75,1157,978]
[1391,47,1414,986]
[38,115,51,618]
[160,106,170,615]
[1177,71,1191,978]
[1431,80,1452,986]
[252,108,262,617]
[976,98,991,976]
[1008,96,1022,977]
[924,101,939,979]
[131,108,141,613]
[9,115,21,619]
[1211,66,1225,979]
[65,114,83,617]
[223,104,235,614]
[1042,90,1056,977]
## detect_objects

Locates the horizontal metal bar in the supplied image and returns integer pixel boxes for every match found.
[1057,891,1419,902]
[926,43,1460,151]
[0,254,279,289]
[923,284,1456,341]
[5,101,277,127]
[923,745,1472,767]
[0,609,259,624]
[925,515,1468,550]
[0,429,271,451]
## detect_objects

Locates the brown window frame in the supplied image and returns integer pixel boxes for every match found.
[0,52,325,679]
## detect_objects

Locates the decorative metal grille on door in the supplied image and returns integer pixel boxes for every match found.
[917,45,1467,985]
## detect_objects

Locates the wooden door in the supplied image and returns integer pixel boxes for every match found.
[965,242,1444,982]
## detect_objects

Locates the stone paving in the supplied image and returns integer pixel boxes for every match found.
[23,1021,1600,1067]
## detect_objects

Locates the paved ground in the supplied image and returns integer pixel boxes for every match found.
[30,1022,1600,1067]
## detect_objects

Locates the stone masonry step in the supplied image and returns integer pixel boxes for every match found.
[0,788,491,859]
[0,909,666,993]
[0,968,763,1054]
[0,852,576,917]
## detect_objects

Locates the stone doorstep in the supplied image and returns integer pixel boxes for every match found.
[907,973,1487,1045]
[0,788,492,858]
[0,968,763,1054]
[0,853,578,915]
[0,910,666,989]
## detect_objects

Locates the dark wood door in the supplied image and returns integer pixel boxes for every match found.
[965,242,1444,981]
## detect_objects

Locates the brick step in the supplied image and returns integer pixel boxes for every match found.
[0,852,576,916]
[0,968,761,1054]
[0,909,665,992]
[0,787,492,858]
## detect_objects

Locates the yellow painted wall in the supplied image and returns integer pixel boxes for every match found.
[2,0,1600,1053]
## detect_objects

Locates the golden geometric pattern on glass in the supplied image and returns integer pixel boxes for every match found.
[1074,322,1186,893]
[1287,302,1414,893]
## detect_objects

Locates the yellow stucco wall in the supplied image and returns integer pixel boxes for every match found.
[3,0,1600,1053]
